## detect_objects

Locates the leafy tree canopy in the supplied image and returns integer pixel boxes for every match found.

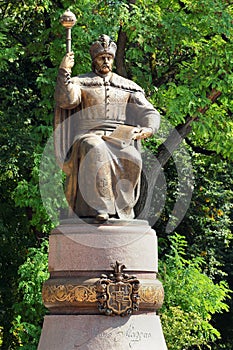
[0,0,232,349]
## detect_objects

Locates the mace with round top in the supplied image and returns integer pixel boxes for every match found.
[60,9,77,53]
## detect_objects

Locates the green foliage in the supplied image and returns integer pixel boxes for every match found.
[188,156,233,271]
[160,233,231,349]
[13,149,63,233]
[0,0,233,348]
[155,151,233,348]
[158,154,233,275]
[11,240,49,349]
[0,327,2,347]
[0,195,37,348]
[122,0,233,159]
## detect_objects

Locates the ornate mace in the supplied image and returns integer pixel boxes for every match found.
[60,9,77,53]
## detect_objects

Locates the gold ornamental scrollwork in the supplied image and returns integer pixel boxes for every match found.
[139,285,164,305]
[42,284,97,304]
[42,279,164,310]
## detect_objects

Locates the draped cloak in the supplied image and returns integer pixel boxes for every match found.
[54,68,160,219]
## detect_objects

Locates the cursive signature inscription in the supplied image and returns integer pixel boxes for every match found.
[99,323,151,348]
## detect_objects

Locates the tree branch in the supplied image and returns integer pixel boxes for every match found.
[8,31,28,47]
[156,89,222,167]
[115,26,128,78]
[115,0,137,78]
[185,138,217,156]
[136,89,222,217]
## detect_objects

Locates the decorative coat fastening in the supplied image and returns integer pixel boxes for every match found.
[95,261,140,316]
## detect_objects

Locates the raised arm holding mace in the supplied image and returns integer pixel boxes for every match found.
[54,17,160,222]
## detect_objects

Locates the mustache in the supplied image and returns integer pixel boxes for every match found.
[101,63,110,68]
[95,63,112,72]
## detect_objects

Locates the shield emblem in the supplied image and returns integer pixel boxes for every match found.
[107,282,132,315]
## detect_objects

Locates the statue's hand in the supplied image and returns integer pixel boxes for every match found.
[59,51,75,72]
[133,127,153,140]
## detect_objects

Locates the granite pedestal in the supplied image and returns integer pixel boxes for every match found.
[38,219,167,349]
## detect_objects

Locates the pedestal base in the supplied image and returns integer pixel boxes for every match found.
[38,314,167,350]
[38,220,167,349]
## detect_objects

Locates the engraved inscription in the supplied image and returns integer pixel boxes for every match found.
[99,323,152,348]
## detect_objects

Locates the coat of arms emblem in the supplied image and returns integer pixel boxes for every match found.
[95,261,140,316]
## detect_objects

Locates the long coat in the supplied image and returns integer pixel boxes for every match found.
[54,68,160,219]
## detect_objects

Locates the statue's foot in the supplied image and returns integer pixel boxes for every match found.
[96,212,109,222]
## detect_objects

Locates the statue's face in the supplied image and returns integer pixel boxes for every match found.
[94,53,114,75]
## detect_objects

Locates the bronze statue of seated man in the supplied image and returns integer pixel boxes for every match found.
[54,34,160,221]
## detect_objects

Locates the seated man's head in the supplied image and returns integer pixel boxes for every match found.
[93,53,114,75]
[90,34,117,75]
